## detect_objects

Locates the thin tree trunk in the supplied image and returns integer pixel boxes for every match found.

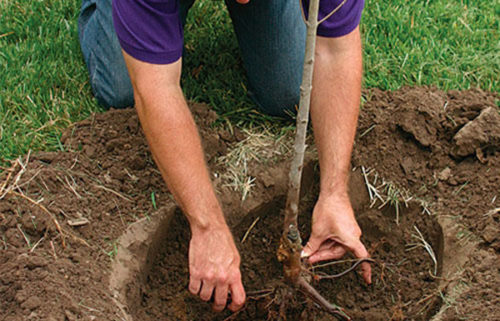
[280,0,320,284]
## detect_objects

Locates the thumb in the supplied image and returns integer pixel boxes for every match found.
[301,236,322,258]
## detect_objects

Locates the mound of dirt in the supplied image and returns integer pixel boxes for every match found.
[0,87,498,320]
[354,87,499,249]
[0,103,242,321]
[353,86,500,320]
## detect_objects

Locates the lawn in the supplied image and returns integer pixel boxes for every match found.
[0,0,498,164]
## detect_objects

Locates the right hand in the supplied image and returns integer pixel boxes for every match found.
[302,192,372,284]
[188,224,246,312]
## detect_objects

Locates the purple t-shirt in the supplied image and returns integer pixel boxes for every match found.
[112,0,364,65]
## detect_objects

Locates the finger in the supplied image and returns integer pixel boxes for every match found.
[309,246,346,264]
[349,241,372,284]
[228,278,246,312]
[199,280,215,302]
[361,261,372,284]
[302,236,324,258]
[188,275,201,296]
[213,284,228,312]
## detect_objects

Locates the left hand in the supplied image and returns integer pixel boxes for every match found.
[236,0,250,3]
[302,192,372,284]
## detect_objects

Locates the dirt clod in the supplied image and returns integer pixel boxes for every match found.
[451,106,500,157]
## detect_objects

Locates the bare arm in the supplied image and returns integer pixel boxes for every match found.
[312,28,361,194]
[121,52,245,311]
[303,27,372,283]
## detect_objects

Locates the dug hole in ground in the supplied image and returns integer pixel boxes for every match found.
[0,87,499,320]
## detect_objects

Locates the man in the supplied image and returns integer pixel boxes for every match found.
[78,0,371,313]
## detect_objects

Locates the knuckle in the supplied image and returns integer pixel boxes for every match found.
[204,272,215,283]
[190,270,201,280]
[230,269,242,281]
[216,273,229,284]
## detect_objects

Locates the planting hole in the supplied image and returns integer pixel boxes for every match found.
[112,170,444,321]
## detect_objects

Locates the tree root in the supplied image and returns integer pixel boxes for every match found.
[313,258,375,280]
[233,258,372,320]
[298,277,351,320]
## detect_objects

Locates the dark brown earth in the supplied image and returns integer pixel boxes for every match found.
[130,180,443,321]
[353,87,500,320]
[0,87,498,321]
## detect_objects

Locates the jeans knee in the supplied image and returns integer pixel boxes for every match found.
[90,63,134,109]
[95,87,134,109]
[250,85,300,117]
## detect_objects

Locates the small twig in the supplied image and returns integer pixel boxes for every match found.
[241,217,260,243]
[483,207,500,217]
[17,224,32,248]
[361,166,373,201]
[247,289,274,296]
[16,169,42,190]
[407,225,438,275]
[247,288,274,300]
[361,166,384,206]
[309,258,362,270]
[359,124,376,138]
[315,258,375,280]
[0,31,14,39]
[50,240,58,259]
[38,175,51,192]
[78,301,103,314]
[11,191,66,247]
[93,184,132,202]
[298,0,348,26]
[0,152,30,200]
[0,161,17,196]
[9,191,90,248]
[29,236,45,253]
[298,0,306,23]
[317,0,348,25]
[298,277,351,320]
[222,307,245,321]
[452,181,469,195]
[65,175,82,199]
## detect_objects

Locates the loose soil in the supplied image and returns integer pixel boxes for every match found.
[128,181,443,321]
[0,87,498,321]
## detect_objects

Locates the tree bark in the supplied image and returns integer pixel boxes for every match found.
[280,0,320,284]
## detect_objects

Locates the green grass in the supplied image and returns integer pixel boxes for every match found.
[0,0,99,161]
[362,1,499,91]
[1,0,498,164]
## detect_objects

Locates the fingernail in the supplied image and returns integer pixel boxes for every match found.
[301,250,307,258]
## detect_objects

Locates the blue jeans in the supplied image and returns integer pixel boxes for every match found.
[78,0,306,116]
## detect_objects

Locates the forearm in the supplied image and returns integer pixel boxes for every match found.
[137,88,224,229]
[310,27,362,197]
[122,53,226,231]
